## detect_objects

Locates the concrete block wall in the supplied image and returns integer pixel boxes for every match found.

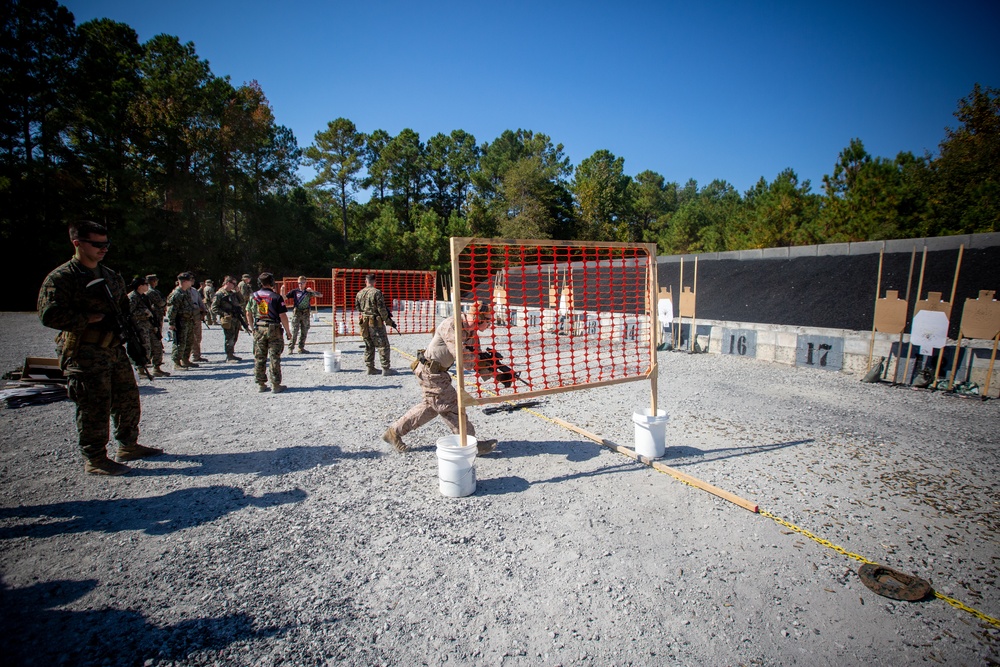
[694,317,998,395]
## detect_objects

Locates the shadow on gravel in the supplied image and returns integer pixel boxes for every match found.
[476,475,531,494]
[137,385,168,395]
[495,439,603,463]
[532,461,643,486]
[132,445,377,477]
[664,438,814,466]
[0,486,307,538]
[0,578,286,667]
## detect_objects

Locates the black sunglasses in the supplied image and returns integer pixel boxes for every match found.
[81,239,112,249]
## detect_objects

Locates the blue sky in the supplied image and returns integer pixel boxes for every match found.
[63,0,999,196]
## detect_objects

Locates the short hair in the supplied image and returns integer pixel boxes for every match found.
[128,276,147,291]
[258,272,274,287]
[366,274,377,285]
[298,275,307,282]
[223,275,236,284]
[68,220,108,241]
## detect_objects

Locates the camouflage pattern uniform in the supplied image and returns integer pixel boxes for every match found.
[166,285,197,366]
[238,278,254,321]
[189,286,206,361]
[37,258,142,462]
[146,286,167,367]
[355,285,395,371]
[287,288,321,352]
[212,287,244,359]
[201,282,217,325]
[128,289,156,368]
[250,287,287,387]
[389,317,480,438]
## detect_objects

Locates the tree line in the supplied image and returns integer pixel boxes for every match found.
[3,0,998,310]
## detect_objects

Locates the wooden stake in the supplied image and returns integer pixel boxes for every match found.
[647,246,659,415]
[902,247,928,385]
[450,238,470,446]
[868,248,885,372]
[549,417,759,513]
[691,256,699,352]
[939,245,965,387]
[892,247,917,383]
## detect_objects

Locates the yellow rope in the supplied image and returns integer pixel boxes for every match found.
[391,345,1000,629]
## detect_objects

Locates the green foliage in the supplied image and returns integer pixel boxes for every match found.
[3,1,997,311]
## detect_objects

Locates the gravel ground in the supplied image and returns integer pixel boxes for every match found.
[1,311,998,666]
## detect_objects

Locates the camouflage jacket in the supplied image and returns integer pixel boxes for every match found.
[355,286,393,323]
[147,288,167,322]
[128,290,155,330]
[38,257,129,337]
[238,281,253,306]
[166,286,197,324]
[211,288,243,317]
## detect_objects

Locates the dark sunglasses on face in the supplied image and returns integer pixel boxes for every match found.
[81,239,112,249]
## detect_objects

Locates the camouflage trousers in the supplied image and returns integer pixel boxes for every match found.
[222,322,240,357]
[253,324,284,386]
[65,344,141,460]
[359,316,390,369]
[390,363,475,438]
[290,309,310,350]
[191,313,204,359]
[136,323,163,367]
[171,316,195,364]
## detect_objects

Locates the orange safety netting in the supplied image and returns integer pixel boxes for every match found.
[331,268,438,336]
[279,277,333,307]
[452,239,657,404]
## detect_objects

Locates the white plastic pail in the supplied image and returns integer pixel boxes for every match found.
[633,408,669,458]
[323,350,342,372]
[436,435,478,497]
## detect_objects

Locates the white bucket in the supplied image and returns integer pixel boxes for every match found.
[436,435,478,497]
[323,350,342,372]
[633,408,669,458]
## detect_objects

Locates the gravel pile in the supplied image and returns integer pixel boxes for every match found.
[1,312,998,666]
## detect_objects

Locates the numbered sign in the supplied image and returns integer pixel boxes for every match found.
[722,329,757,357]
[796,335,843,371]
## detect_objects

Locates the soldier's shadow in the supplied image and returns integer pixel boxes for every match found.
[138,445,380,477]
[0,485,307,539]
[0,578,287,666]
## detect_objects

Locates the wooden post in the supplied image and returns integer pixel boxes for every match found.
[891,247,917,383]
[868,248,885,371]
[648,246,659,416]
[676,258,684,349]
[450,238,469,446]
[691,256,699,352]
[934,243,965,384]
[902,247,928,385]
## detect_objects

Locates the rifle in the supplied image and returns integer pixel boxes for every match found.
[232,306,253,335]
[87,278,154,381]
[467,346,529,389]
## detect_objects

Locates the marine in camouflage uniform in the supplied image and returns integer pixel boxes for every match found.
[145,274,167,371]
[127,276,168,377]
[166,273,198,369]
[355,274,397,375]
[382,305,497,455]
[37,220,163,475]
[211,275,245,362]
[249,272,292,392]
[201,280,216,325]
[238,273,254,321]
[285,276,323,354]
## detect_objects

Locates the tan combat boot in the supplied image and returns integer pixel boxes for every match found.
[85,456,131,476]
[116,443,164,462]
[272,383,288,394]
[382,427,408,453]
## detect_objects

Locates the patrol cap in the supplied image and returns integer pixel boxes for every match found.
[178,271,194,281]
[145,274,158,282]
[242,273,252,280]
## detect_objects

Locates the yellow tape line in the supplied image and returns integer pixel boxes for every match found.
[391,345,999,629]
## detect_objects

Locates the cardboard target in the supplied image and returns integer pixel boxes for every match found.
[874,290,908,334]
[959,290,1000,340]
[914,291,952,317]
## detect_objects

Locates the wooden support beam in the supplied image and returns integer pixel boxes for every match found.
[549,416,759,513]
